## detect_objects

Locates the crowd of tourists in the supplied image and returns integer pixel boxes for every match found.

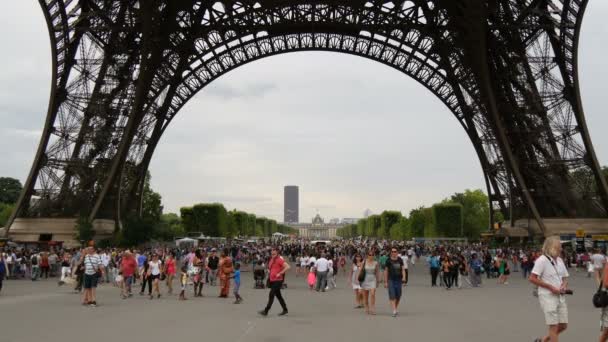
[1,237,608,341]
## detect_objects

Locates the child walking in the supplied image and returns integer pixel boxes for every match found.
[232,263,243,304]
[307,266,317,290]
[179,266,188,300]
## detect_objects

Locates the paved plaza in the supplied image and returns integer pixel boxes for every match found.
[0,264,600,342]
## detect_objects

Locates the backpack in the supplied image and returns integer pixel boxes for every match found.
[31,255,38,265]
[472,260,482,275]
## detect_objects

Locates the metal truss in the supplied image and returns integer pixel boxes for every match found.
[5,0,607,237]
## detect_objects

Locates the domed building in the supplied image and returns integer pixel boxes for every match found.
[287,213,345,239]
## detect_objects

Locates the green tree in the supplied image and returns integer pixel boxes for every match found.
[180,207,195,232]
[389,223,403,240]
[247,214,257,236]
[380,211,402,238]
[121,216,154,246]
[357,218,367,237]
[444,189,489,238]
[142,172,163,223]
[152,213,184,241]
[399,217,412,240]
[0,177,22,204]
[75,216,95,243]
[409,207,426,237]
[0,203,14,227]
[433,203,463,237]
[231,210,249,236]
[366,215,381,237]
[191,203,228,237]
[423,207,437,237]
[256,217,269,236]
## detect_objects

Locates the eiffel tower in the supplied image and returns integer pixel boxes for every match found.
[4,0,608,244]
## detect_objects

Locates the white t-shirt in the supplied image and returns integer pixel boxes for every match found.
[591,253,607,270]
[400,255,409,269]
[101,253,110,267]
[149,260,161,276]
[309,256,317,267]
[531,255,569,296]
[301,257,309,267]
[315,258,329,272]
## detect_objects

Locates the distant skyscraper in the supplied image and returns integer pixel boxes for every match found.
[284,186,299,223]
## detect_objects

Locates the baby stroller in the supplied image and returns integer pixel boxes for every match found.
[254,263,266,289]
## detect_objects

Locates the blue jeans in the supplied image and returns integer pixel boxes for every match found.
[315,271,328,291]
[388,279,402,300]
[31,266,39,280]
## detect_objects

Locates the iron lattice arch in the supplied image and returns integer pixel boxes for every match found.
[6,0,608,236]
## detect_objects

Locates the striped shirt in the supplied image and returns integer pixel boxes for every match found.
[84,254,102,275]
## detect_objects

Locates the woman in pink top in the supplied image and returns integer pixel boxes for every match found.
[164,252,176,295]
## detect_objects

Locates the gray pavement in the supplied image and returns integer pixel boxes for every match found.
[0,264,600,342]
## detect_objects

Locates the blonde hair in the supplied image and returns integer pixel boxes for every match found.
[542,236,561,257]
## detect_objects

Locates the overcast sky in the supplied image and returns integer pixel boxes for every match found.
[1,2,607,223]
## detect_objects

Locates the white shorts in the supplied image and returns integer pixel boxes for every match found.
[352,283,361,290]
[538,294,568,325]
[602,307,608,330]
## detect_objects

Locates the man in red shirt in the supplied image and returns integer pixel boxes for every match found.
[258,247,290,316]
[120,250,137,299]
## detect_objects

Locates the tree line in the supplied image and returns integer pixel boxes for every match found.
[0,177,22,227]
[336,189,490,240]
[180,203,296,238]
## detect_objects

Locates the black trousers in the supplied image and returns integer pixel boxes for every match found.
[40,266,50,279]
[140,277,152,294]
[451,272,459,288]
[264,281,287,313]
[443,273,452,289]
[430,267,439,286]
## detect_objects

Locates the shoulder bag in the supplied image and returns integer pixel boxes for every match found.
[593,281,608,308]
[357,261,366,283]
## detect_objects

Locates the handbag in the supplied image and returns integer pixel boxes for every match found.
[357,262,366,283]
[593,281,608,308]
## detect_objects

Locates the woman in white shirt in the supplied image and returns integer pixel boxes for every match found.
[148,254,163,299]
[529,236,570,342]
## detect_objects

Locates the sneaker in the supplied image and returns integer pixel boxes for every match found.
[278,310,288,316]
[257,310,268,316]
[89,301,97,307]
[392,312,397,318]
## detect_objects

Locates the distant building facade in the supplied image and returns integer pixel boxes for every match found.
[284,186,299,223]
[287,214,347,239]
